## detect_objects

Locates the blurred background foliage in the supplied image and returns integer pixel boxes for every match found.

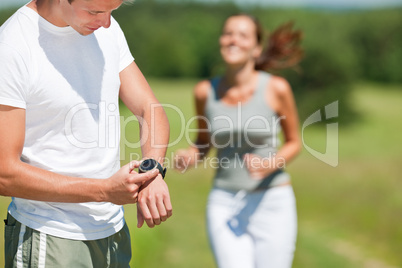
[1,1,400,122]
[111,1,401,122]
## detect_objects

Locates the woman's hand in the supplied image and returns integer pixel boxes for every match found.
[173,148,198,172]
[243,153,278,180]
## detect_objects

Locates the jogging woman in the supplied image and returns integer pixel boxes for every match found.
[175,14,303,268]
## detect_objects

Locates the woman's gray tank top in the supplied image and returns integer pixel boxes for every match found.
[204,71,290,192]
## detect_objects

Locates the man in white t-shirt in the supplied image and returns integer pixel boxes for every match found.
[0,0,172,266]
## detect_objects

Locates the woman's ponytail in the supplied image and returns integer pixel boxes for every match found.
[255,21,304,71]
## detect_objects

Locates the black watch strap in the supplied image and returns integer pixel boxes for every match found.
[155,162,167,179]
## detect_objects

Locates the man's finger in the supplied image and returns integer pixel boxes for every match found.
[163,195,173,218]
[146,197,161,226]
[139,200,155,228]
[155,197,168,222]
[128,160,141,172]
[137,205,145,228]
[130,169,158,184]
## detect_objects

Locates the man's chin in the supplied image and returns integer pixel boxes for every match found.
[73,26,97,36]
[75,30,94,36]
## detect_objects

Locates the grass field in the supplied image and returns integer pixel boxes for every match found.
[1,80,401,267]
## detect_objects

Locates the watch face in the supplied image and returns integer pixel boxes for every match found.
[139,159,157,172]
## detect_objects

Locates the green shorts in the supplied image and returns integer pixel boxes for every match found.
[4,213,131,268]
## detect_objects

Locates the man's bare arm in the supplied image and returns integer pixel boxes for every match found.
[0,105,157,205]
[119,62,172,228]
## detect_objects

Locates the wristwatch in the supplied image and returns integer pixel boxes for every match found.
[139,158,167,179]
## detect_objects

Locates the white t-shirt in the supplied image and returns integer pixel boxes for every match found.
[0,6,134,240]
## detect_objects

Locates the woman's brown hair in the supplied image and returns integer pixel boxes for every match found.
[228,14,304,71]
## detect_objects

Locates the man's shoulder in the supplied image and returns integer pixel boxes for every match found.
[1,7,35,37]
[1,6,36,30]
[0,7,38,54]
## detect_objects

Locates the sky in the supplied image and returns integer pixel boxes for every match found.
[1,0,402,10]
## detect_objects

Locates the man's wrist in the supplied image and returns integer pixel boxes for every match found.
[95,178,110,203]
[139,158,166,179]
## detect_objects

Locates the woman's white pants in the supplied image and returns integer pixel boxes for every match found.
[206,185,297,268]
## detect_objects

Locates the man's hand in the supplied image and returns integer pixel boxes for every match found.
[103,161,159,205]
[136,175,172,228]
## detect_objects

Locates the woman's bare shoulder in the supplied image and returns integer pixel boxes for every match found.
[269,75,293,99]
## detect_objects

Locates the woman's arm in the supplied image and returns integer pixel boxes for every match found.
[245,76,301,179]
[174,80,212,171]
[272,76,302,166]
